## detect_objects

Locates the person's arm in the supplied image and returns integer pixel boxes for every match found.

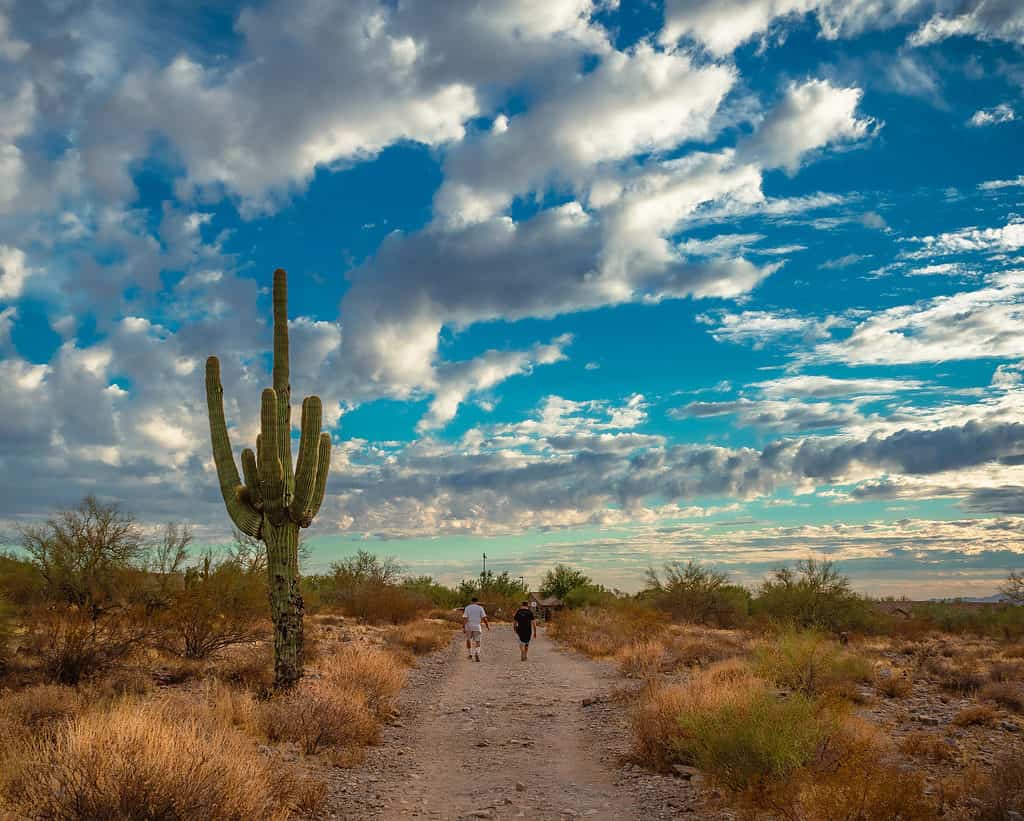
[533,614,538,638]
[482,611,490,630]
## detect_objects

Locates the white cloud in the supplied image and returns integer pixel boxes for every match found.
[968,103,1016,127]
[909,218,1024,256]
[435,44,735,223]
[980,175,1024,191]
[738,80,874,172]
[0,245,31,299]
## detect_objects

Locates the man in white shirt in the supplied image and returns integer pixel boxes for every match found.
[462,597,490,662]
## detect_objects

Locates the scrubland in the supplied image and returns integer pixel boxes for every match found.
[550,561,1024,820]
[0,500,460,820]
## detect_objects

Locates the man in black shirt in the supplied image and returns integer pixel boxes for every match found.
[513,600,537,661]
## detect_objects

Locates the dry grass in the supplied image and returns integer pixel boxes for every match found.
[616,640,666,679]
[953,703,998,727]
[631,662,839,789]
[926,657,986,694]
[0,699,324,820]
[874,667,914,698]
[212,643,274,694]
[950,746,1024,820]
[320,645,405,718]
[384,619,454,655]
[549,605,665,657]
[980,681,1024,713]
[791,720,935,821]
[259,686,378,754]
[988,660,1024,682]
[899,731,959,763]
[0,683,81,743]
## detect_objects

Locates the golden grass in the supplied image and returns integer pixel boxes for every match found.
[899,731,959,763]
[0,683,81,744]
[0,699,324,820]
[259,686,378,754]
[953,703,998,727]
[874,667,914,698]
[320,645,406,718]
[980,680,1024,713]
[549,605,665,657]
[616,640,666,679]
[384,619,454,655]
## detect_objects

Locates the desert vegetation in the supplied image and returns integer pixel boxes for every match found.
[548,558,1024,819]
[0,490,462,819]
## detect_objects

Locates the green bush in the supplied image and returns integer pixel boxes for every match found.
[643,561,750,627]
[753,630,873,696]
[907,602,1024,640]
[671,678,838,791]
[753,559,872,632]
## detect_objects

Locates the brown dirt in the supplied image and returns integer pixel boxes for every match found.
[320,625,712,820]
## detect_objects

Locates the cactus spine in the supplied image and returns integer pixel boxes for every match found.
[205,268,330,688]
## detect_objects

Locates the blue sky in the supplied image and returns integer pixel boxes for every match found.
[1,0,1023,597]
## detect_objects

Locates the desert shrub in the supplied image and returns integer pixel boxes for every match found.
[909,602,1024,641]
[160,557,267,659]
[0,684,81,743]
[312,551,431,624]
[320,645,405,718]
[24,604,151,685]
[753,559,872,633]
[753,630,872,697]
[953,747,1024,820]
[0,598,12,673]
[874,666,914,698]
[213,643,274,694]
[671,676,837,791]
[632,663,839,789]
[980,681,1024,713]
[791,720,935,821]
[0,700,323,819]
[401,576,460,609]
[953,704,998,727]
[990,661,1024,682]
[86,667,154,701]
[549,602,664,657]
[0,552,43,608]
[900,731,959,763]
[928,658,986,694]
[643,561,751,627]
[1003,643,1024,659]
[384,620,453,655]
[259,686,377,754]
[617,640,666,679]
[539,564,592,600]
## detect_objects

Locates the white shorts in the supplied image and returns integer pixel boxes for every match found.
[465,628,482,645]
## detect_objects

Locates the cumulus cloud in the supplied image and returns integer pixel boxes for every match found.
[0,245,31,300]
[968,103,1017,127]
[661,0,1024,54]
[739,80,874,172]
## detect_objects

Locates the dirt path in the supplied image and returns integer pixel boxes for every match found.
[324,625,705,821]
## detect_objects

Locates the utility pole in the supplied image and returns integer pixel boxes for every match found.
[482,552,487,576]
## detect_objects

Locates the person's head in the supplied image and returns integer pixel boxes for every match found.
[471,597,478,603]
[521,601,529,607]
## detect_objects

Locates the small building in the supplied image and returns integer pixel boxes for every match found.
[528,592,564,621]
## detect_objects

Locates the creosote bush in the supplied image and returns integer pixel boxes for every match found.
[632,662,839,788]
[0,700,324,820]
[753,630,873,697]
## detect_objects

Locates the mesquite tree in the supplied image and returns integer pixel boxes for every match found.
[205,269,330,688]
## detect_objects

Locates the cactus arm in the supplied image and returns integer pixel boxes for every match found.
[204,357,261,538]
[291,396,322,522]
[259,388,286,520]
[301,432,332,525]
[272,269,294,500]
[241,448,263,510]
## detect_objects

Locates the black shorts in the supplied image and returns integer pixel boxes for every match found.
[516,631,532,645]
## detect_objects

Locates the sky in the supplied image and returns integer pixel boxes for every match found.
[1,0,1023,597]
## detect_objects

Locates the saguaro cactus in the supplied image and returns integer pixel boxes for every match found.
[205,268,330,688]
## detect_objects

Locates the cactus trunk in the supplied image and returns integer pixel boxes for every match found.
[205,268,331,689]
[264,519,303,688]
